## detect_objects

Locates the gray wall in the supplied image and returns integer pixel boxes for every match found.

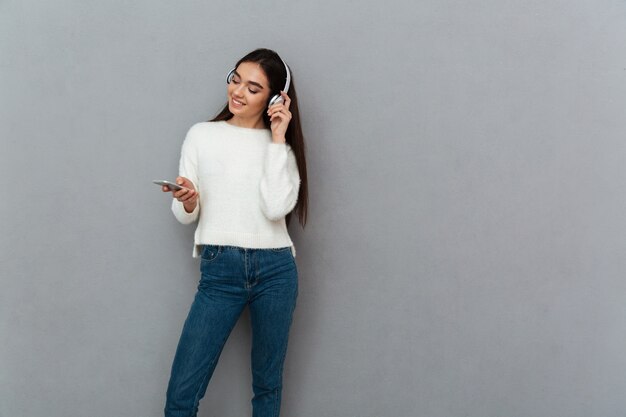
[2,1,626,416]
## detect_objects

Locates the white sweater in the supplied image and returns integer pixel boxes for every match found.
[171,120,300,258]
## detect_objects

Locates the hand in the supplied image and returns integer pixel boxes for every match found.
[267,91,292,141]
[163,176,198,213]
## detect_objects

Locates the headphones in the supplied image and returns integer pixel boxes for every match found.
[226,56,291,109]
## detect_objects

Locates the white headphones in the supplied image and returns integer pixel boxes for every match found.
[226,56,291,109]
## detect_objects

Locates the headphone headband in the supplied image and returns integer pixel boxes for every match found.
[279,57,291,95]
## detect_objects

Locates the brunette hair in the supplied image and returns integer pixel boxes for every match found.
[209,48,308,229]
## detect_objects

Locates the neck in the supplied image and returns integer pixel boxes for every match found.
[226,116,265,129]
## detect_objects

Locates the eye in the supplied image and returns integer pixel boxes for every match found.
[249,89,259,94]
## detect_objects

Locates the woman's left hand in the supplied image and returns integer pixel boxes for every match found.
[268,91,292,142]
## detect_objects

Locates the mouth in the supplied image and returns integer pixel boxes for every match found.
[231,97,245,107]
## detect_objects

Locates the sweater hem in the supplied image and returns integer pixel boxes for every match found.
[191,229,296,258]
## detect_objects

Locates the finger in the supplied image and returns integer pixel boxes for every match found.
[273,108,286,116]
[272,109,291,121]
[270,111,283,123]
[179,177,193,189]
[173,188,187,198]
[281,91,291,109]
[181,190,197,201]
[267,104,283,116]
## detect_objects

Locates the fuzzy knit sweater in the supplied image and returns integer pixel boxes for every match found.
[171,120,300,258]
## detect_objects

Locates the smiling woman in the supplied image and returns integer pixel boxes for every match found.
[161,48,309,417]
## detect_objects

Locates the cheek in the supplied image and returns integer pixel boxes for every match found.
[249,94,269,110]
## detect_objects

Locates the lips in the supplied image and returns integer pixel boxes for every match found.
[231,97,245,106]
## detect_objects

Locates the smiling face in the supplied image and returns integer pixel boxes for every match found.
[227,61,272,127]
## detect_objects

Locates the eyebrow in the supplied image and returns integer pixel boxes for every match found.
[233,70,265,89]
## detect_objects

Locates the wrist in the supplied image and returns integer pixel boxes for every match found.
[271,135,286,144]
[183,201,197,213]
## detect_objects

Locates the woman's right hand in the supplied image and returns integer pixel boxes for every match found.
[162,176,198,213]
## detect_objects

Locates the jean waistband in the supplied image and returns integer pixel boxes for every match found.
[205,244,290,251]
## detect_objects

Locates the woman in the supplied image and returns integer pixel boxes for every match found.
[162,48,308,417]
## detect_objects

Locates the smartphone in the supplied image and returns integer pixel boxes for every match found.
[153,180,189,192]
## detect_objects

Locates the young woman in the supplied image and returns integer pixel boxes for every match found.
[161,48,308,417]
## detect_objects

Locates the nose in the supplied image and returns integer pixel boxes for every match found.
[232,83,245,96]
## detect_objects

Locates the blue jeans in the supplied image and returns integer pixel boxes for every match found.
[164,245,299,417]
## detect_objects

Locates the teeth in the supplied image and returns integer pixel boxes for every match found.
[233,99,243,105]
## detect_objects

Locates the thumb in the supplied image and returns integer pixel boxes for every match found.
[176,177,183,185]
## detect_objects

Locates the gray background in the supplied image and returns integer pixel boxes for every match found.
[2,1,626,416]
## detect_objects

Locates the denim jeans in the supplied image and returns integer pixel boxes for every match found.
[164,244,298,417]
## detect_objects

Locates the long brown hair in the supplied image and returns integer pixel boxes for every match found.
[208,48,308,229]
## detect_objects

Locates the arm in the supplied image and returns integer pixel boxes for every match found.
[171,125,201,224]
[259,142,301,221]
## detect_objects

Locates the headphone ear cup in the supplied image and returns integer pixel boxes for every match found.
[268,94,284,108]
[226,69,235,84]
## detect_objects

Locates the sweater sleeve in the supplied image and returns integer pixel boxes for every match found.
[171,125,201,224]
[259,142,301,221]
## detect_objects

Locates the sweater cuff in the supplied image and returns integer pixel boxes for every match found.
[171,198,200,224]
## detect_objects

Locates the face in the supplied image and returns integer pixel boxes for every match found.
[227,61,271,122]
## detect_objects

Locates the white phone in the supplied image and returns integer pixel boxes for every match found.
[153,180,189,192]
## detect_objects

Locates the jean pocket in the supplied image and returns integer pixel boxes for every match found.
[201,244,221,263]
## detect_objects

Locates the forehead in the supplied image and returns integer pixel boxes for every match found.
[234,62,269,87]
